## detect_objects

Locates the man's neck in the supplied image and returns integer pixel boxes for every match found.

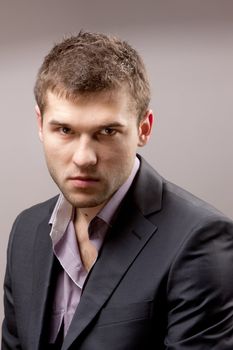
[74,202,106,227]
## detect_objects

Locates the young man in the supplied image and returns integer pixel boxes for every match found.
[2,31,233,350]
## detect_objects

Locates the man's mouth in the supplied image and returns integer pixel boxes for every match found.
[68,176,100,188]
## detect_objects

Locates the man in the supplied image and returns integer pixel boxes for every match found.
[2,31,233,350]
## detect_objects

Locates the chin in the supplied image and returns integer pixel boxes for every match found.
[64,194,106,209]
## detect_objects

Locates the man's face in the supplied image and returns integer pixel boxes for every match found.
[37,90,153,209]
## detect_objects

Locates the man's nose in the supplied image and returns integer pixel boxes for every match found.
[72,136,97,169]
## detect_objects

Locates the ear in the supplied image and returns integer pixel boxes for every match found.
[137,110,154,147]
[35,105,43,142]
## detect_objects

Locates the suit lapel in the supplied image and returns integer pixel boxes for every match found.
[28,214,55,350]
[62,202,158,350]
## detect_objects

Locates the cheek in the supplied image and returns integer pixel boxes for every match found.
[43,143,57,158]
[106,133,138,155]
[99,146,126,164]
[112,139,138,158]
[99,143,137,171]
[43,142,70,167]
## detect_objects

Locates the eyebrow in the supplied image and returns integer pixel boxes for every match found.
[48,119,126,129]
[48,119,72,127]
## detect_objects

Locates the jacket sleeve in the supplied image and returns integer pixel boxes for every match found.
[165,218,233,349]
[2,216,23,350]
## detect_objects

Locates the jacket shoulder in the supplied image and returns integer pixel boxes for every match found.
[136,156,232,224]
[164,179,230,223]
[16,195,59,223]
[8,195,59,246]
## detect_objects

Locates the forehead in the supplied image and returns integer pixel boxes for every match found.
[43,89,136,127]
[45,88,133,113]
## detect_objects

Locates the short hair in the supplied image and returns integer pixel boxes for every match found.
[34,31,151,121]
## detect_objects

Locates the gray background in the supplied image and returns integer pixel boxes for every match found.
[1,0,233,328]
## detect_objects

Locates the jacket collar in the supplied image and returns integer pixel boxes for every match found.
[130,154,163,216]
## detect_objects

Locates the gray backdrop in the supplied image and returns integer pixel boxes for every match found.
[1,0,233,328]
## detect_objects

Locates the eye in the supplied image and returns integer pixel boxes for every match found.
[99,128,117,136]
[58,126,72,135]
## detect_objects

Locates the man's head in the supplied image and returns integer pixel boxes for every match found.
[34,30,151,122]
[35,31,153,211]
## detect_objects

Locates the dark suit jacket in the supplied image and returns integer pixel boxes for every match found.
[2,157,233,349]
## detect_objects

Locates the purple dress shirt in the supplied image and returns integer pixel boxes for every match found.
[48,157,140,343]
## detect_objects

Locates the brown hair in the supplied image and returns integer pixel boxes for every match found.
[34,31,151,121]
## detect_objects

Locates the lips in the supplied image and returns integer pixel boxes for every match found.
[69,176,99,181]
[68,176,100,188]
